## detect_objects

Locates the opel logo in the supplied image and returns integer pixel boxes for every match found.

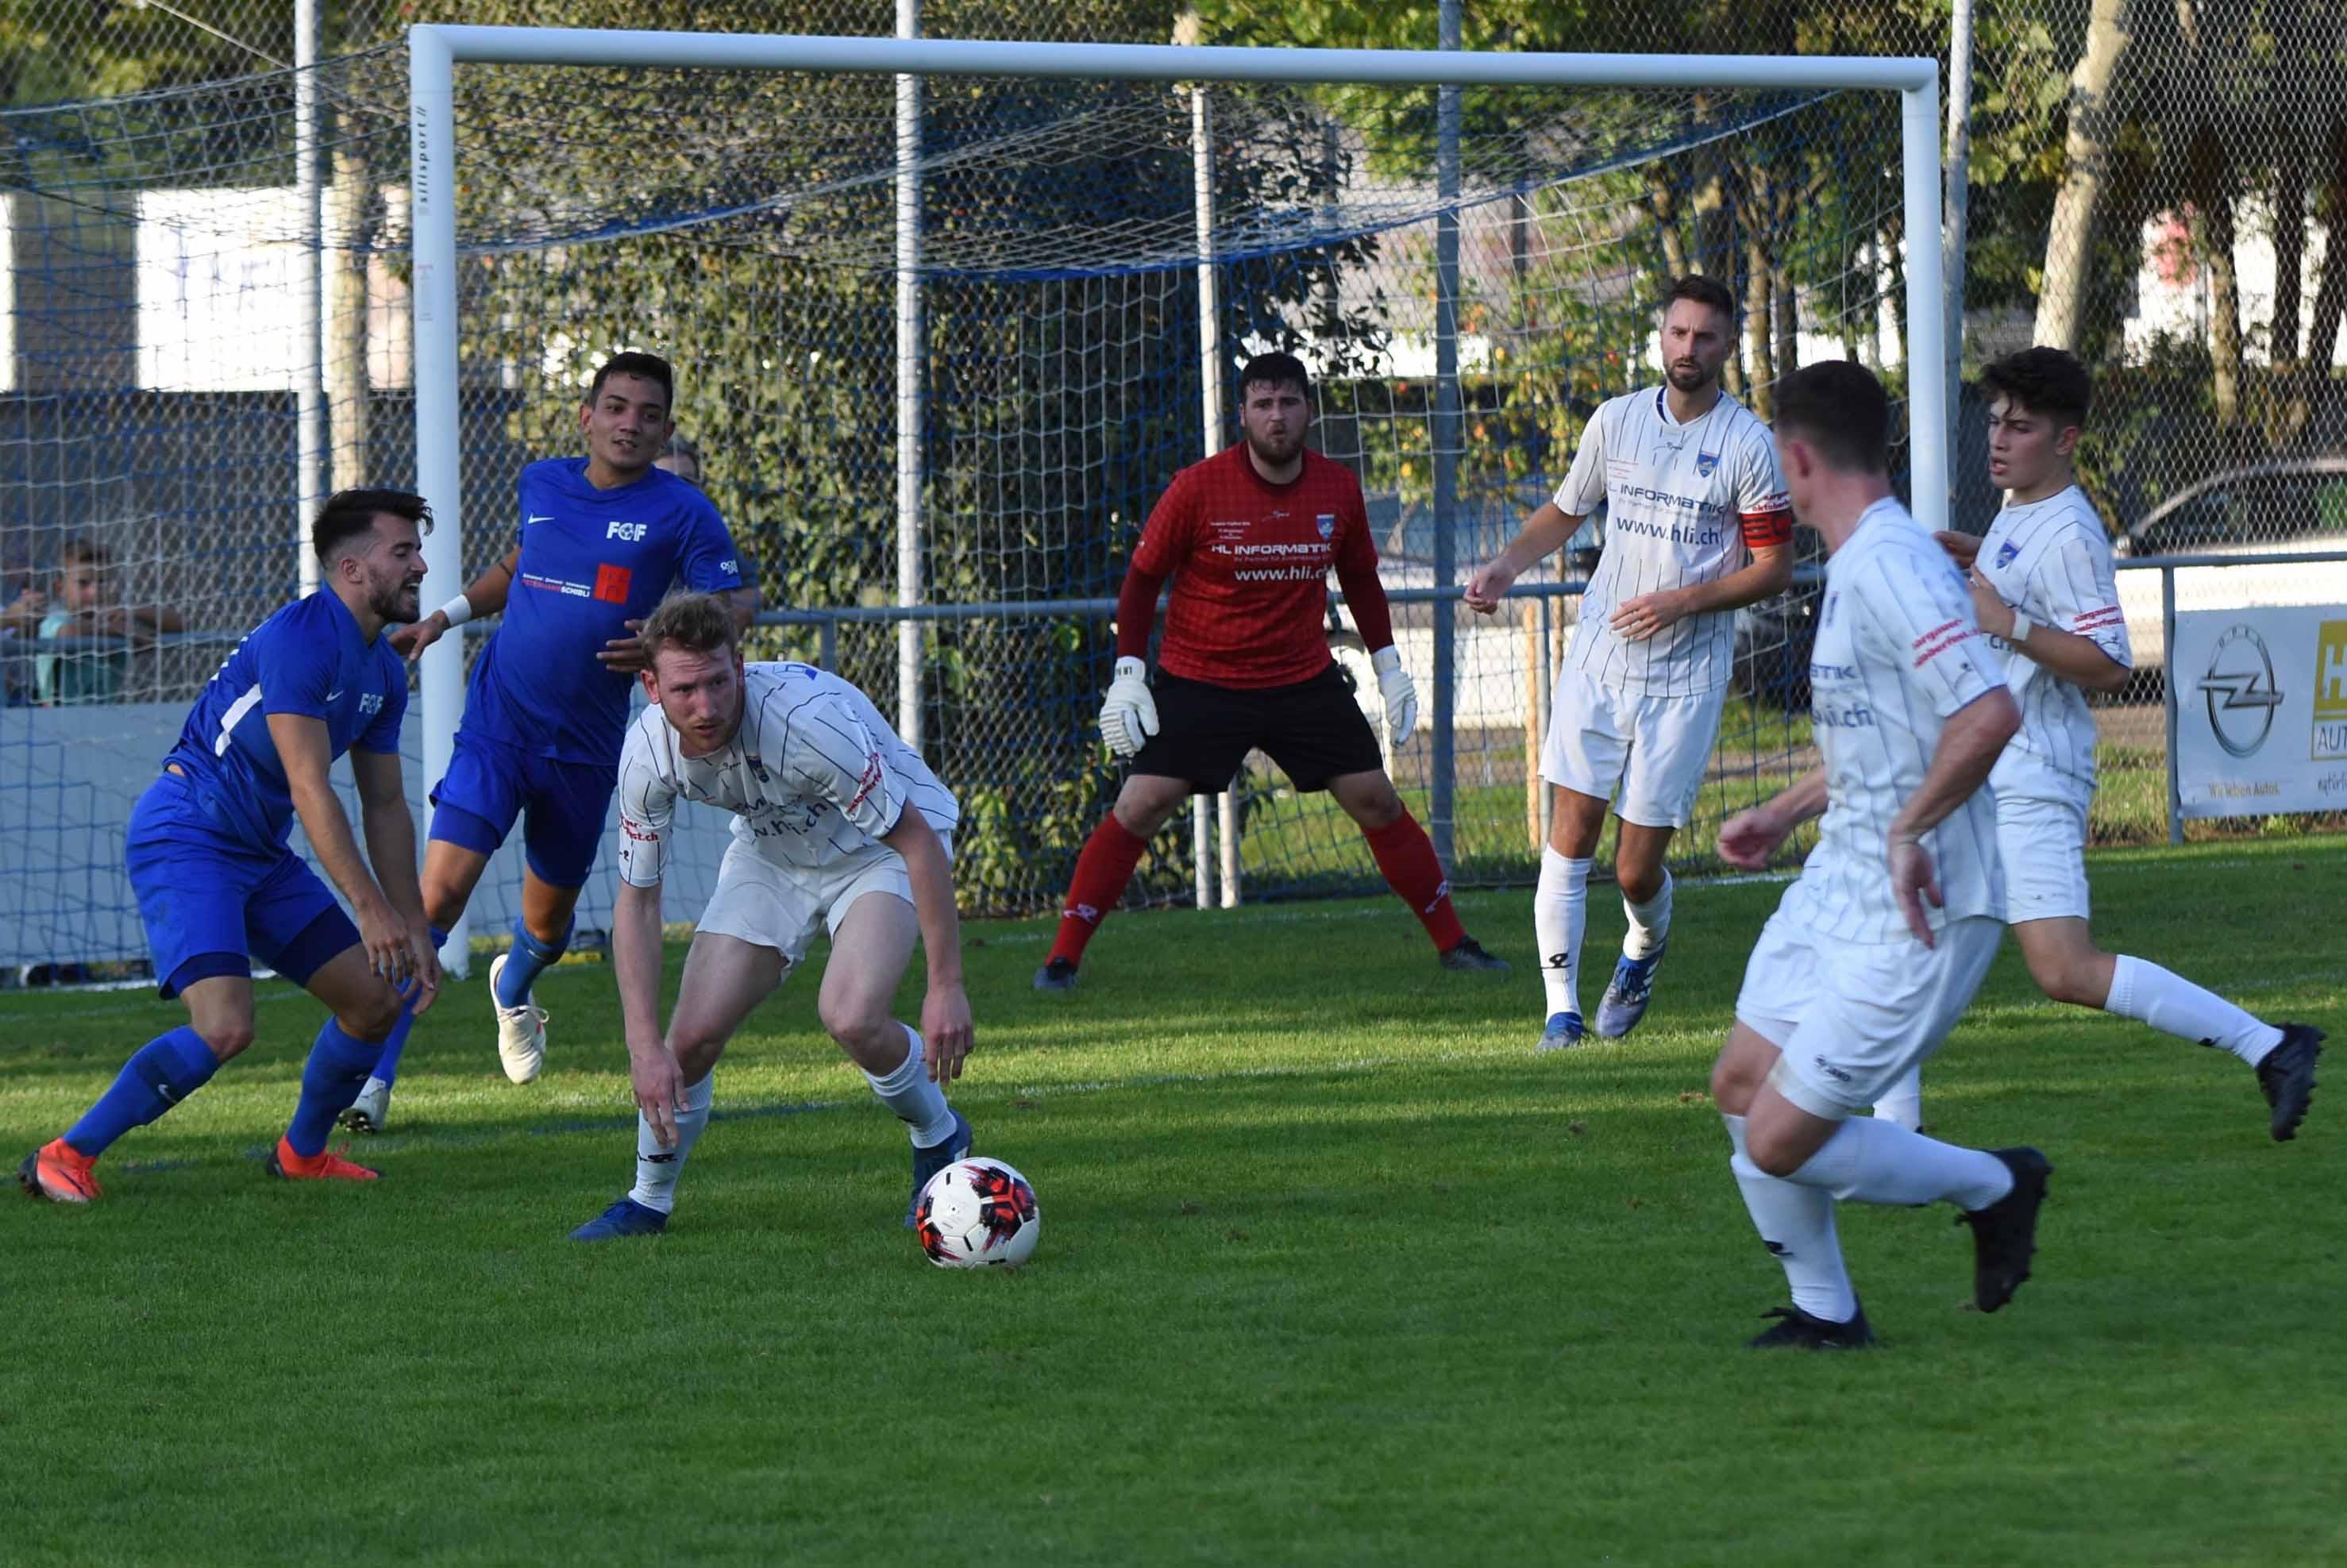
[2198,623,2284,757]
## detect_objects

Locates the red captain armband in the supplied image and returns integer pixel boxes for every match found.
[1740,509,1794,549]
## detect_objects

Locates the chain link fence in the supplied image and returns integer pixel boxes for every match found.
[2,1,2341,972]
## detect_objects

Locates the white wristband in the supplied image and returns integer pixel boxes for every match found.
[2006,611,2033,645]
[437,593,474,627]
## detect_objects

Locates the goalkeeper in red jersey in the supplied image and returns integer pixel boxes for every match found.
[1034,352,1509,992]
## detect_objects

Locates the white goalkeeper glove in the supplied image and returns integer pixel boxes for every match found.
[1098,656,1158,758]
[1371,645,1418,749]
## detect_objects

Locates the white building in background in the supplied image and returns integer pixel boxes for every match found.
[2126,201,2346,367]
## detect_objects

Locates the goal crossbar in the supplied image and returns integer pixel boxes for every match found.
[407,25,1945,961]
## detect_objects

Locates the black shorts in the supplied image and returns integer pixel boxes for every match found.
[1129,665,1385,793]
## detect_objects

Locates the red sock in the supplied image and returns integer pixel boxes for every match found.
[1363,811,1467,952]
[1047,815,1150,967]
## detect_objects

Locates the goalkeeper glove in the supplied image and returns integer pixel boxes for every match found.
[1371,645,1418,749]
[1098,656,1158,758]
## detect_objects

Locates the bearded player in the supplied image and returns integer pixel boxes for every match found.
[1467,275,1794,1050]
[1033,350,1507,992]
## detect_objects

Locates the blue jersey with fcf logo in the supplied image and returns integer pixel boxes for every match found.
[161,591,408,852]
[464,457,743,767]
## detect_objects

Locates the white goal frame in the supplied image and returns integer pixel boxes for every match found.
[408,25,1945,967]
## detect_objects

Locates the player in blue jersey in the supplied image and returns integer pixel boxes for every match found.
[19,491,441,1203]
[343,353,752,1131]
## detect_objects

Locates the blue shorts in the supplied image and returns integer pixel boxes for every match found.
[428,729,613,890]
[127,772,360,1000]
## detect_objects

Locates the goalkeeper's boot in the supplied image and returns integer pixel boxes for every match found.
[1956,1147,2052,1313]
[571,1196,669,1242]
[19,1138,102,1204]
[1594,942,1667,1039]
[1537,1012,1586,1053]
[1746,1300,1875,1350]
[1437,937,1510,975]
[1032,957,1079,993]
[2256,1023,2322,1142]
[337,1076,391,1136]
[489,951,549,1085]
[268,1136,379,1183]
[906,1108,973,1228]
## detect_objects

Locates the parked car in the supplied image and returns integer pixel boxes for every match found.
[1731,530,1828,712]
[2113,455,2347,675]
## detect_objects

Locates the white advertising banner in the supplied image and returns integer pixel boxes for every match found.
[2172,605,2347,818]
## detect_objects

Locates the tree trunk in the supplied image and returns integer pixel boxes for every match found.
[1771,152,1798,380]
[2035,0,2133,352]
[2187,122,2246,450]
[2298,120,2347,435]
[1741,156,1775,416]
[324,125,373,494]
[1645,168,1687,286]
[2267,133,2306,445]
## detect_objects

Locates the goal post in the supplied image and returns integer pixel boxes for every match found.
[407,25,1945,970]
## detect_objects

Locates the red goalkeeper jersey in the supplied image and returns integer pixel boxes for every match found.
[1127,444,1385,689]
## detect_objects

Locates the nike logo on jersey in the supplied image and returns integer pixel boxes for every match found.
[325,688,345,702]
[526,514,553,526]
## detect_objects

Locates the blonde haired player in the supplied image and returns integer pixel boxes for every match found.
[1871,347,2321,1139]
[1468,275,1794,1049]
[567,592,973,1240]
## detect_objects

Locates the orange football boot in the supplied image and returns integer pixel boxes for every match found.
[19,1138,103,1204]
[267,1136,380,1182]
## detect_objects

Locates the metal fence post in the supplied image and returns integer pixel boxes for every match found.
[2163,564,2183,846]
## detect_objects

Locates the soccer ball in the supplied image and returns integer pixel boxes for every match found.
[914,1158,1040,1269]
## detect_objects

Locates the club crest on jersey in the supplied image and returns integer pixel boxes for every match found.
[1695,449,1720,478]
[1316,513,1335,540]
[1994,540,2020,569]
[743,751,772,784]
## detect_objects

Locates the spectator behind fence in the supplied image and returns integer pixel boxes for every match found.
[35,540,187,705]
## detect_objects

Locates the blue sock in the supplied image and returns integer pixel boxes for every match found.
[495,919,567,1009]
[367,934,441,1089]
[287,1007,405,1158]
[63,1027,222,1158]
[365,992,420,1088]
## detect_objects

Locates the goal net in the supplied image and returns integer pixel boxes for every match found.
[0,32,1939,976]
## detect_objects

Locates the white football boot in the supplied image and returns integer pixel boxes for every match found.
[337,1076,392,1135]
[489,951,549,1085]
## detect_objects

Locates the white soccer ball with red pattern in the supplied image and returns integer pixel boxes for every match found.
[914,1158,1040,1269]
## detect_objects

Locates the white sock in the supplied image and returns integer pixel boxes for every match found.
[627,1071,713,1215]
[1724,1113,1856,1323]
[1622,871,1673,960]
[2106,954,2283,1065]
[1790,1115,2014,1212]
[1534,848,1591,1020]
[1871,1065,1923,1131]
[865,1024,957,1147]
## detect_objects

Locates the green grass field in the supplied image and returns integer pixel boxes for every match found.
[5,838,2344,1566]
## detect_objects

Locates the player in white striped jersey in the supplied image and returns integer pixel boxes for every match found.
[566,593,976,1241]
[1468,275,1794,1050]
[1872,349,2321,1141]
[1706,361,2050,1350]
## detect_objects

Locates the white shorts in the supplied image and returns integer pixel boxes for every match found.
[1995,793,2090,924]
[1540,665,1729,830]
[695,832,953,969]
[1734,907,2003,1119]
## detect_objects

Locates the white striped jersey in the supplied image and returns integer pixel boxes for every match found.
[1552,385,1793,696]
[615,661,959,888]
[1972,484,2130,808]
[1782,499,2007,943]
